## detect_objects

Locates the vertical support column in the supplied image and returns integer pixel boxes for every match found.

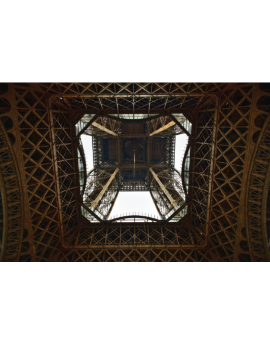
[0,161,8,261]
[48,103,64,240]
[187,109,198,218]
[69,111,82,226]
[234,85,267,261]
[261,162,270,260]
[2,84,33,261]
[205,97,219,242]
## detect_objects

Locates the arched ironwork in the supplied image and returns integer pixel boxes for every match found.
[1,82,269,261]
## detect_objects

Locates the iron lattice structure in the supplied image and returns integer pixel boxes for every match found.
[0,83,269,261]
[78,111,184,219]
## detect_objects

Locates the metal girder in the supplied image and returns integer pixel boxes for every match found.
[76,113,100,137]
[67,222,204,249]
[91,168,119,209]
[51,92,211,99]
[167,112,191,137]
[49,104,64,239]
[149,121,175,136]
[205,98,219,241]
[246,112,270,262]
[59,248,213,262]
[2,82,269,262]
[149,168,178,208]
[92,121,118,136]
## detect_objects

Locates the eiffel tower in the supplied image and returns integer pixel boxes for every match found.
[0,83,269,262]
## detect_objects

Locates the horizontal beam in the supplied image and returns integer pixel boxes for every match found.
[108,215,160,222]
[119,134,148,138]
[75,222,196,228]
[63,244,206,250]
[51,92,210,99]
[73,107,197,117]
[104,164,170,170]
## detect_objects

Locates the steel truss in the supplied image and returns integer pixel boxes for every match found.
[40,82,227,114]
[0,83,269,261]
[52,109,78,240]
[150,167,185,217]
[83,116,121,137]
[83,112,179,205]
[0,120,22,261]
[84,167,119,219]
[65,222,204,249]
[247,114,270,261]
[57,248,212,262]
[207,85,270,261]
[146,115,187,137]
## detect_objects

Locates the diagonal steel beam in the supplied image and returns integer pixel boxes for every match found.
[91,168,119,209]
[76,112,100,138]
[167,112,191,136]
[149,168,177,208]
[149,121,175,136]
[92,121,118,136]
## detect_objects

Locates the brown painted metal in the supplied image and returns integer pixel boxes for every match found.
[149,168,177,208]
[0,82,269,261]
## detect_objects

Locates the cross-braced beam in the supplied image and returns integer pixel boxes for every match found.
[91,168,119,209]
[149,167,177,208]
[92,121,118,136]
[149,121,175,136]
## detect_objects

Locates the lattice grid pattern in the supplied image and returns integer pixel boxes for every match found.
[209,86,253,261]
[15,87,61,261]
[57,248,212,262]
[0,83,269,262]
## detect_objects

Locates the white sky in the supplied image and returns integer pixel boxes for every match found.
[109,192,159,218]
[175,134,189,171]
[81,132,188,219]
[81,134,93,172]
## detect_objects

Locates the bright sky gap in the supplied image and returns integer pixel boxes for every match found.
[81,131,188,219]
